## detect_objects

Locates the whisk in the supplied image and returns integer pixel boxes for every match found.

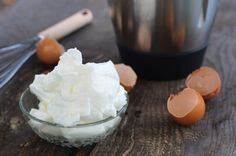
[0,9,93,88]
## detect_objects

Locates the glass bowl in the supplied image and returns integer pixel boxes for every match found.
[19,88,128,148]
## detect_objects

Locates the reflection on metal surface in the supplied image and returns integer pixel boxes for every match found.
[108,0,219,54]
[171,23,186,50]
[137,24,152,52]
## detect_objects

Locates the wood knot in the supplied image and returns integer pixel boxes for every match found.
[134,110,142,118]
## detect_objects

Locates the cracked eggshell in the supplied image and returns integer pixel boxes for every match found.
[167,88,205,126]
[185,67,221,101]
[115,64,137,92]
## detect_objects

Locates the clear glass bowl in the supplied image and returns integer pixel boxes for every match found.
[19,88,128,148]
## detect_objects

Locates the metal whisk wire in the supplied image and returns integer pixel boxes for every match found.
[0,37,40,88]
[0,9,93,89]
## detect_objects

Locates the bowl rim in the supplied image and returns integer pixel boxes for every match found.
[19,88,128,128]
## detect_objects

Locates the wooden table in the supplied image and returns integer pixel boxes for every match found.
[0,0,236,155]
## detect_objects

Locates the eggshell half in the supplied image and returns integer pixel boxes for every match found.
[185,67,221,100]
[167,88,205,126]
[115,64,137,92]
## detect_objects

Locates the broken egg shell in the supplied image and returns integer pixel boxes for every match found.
[167,88,205,126]
[203,85,221,101]
[185,66,221,101]
[115,64,137,92]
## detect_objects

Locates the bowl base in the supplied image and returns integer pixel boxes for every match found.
[118,44,206,80]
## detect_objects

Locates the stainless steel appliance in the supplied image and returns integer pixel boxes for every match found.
[108,0,219,80]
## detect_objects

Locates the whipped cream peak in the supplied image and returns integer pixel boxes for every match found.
[30,48,127,126]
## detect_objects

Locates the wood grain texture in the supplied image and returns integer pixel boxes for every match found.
[0,0,236,156]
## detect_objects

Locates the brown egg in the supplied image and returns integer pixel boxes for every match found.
[36,37,64,65]
[115,64,137,92]
[167,88,205,126]
[185,67,221,101]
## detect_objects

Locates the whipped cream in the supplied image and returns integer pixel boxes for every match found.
[29,48,127,127]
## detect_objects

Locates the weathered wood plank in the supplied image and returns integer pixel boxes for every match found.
[91,0,236,155]
[0,0,236,156]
